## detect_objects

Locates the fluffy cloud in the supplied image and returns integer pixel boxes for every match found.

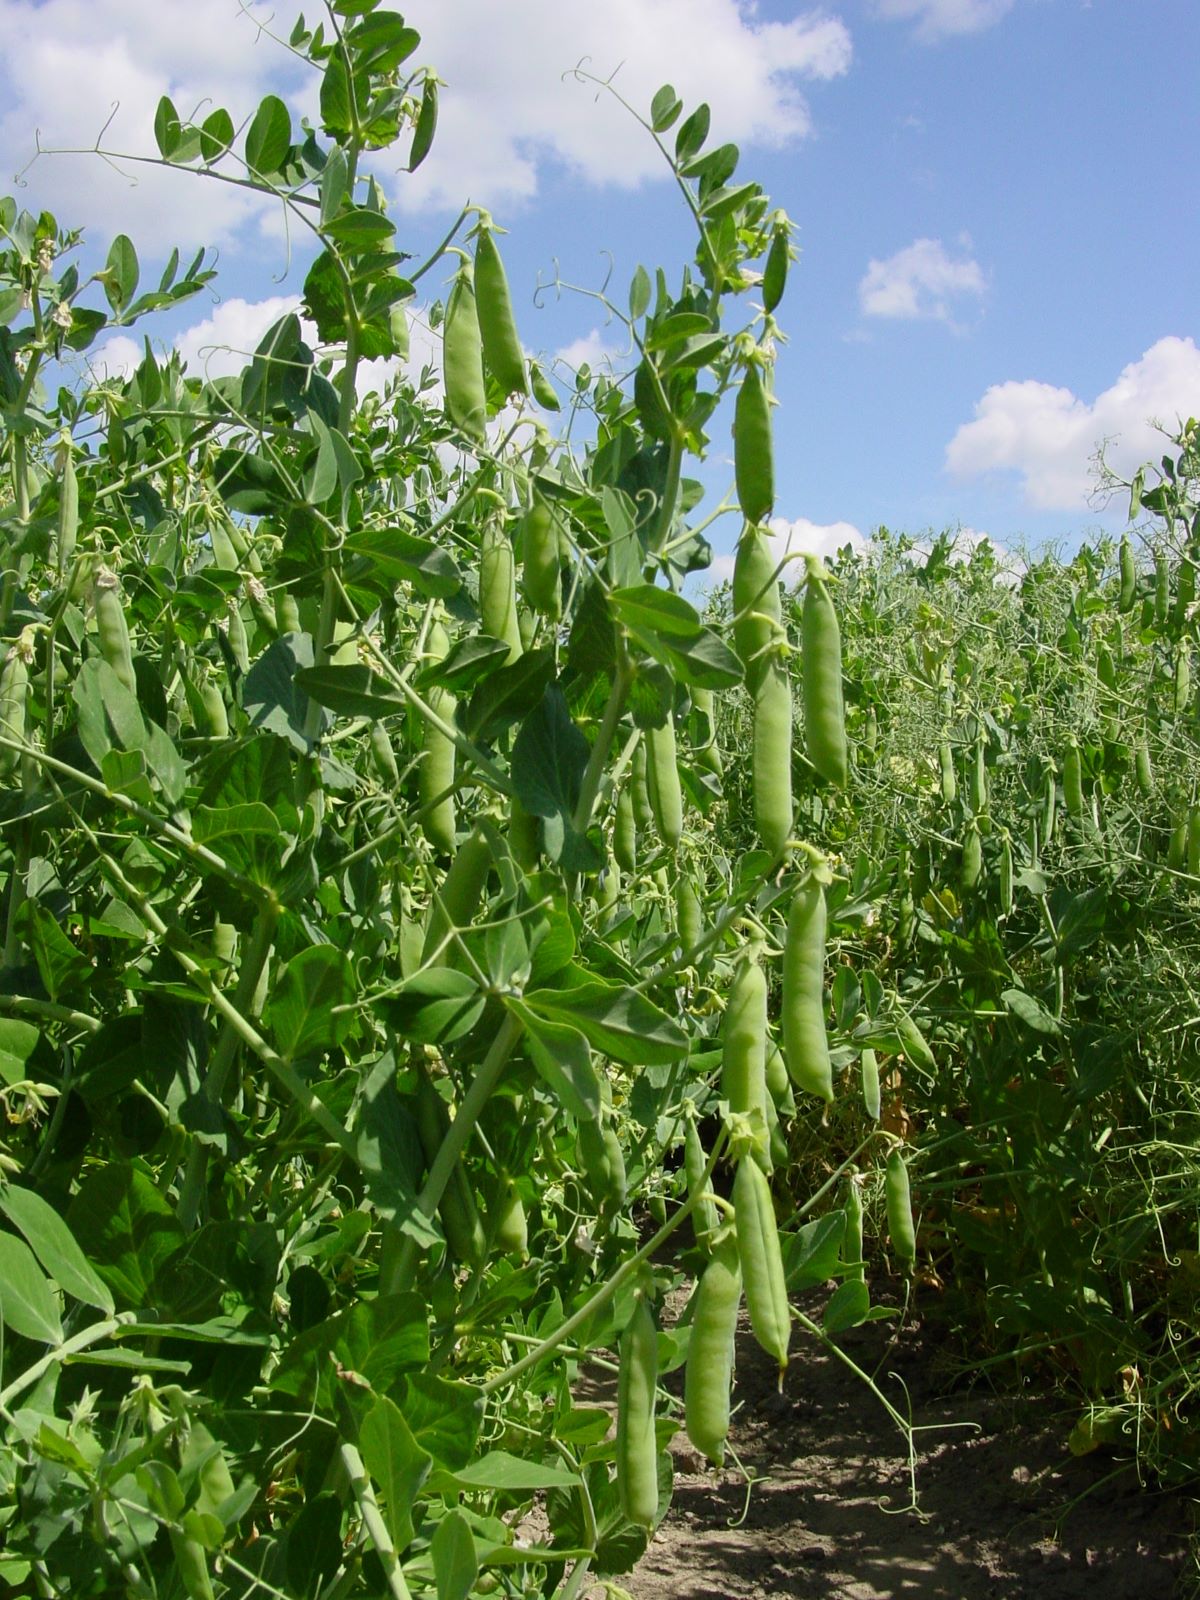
[709,515,865,581]
[0,0,299,253]
[1,1,852,256]
[945,336,1200,510]
[394,0,852,211]
[869,0,1016,42]
[91,294,301,382]
[859,237,985,323]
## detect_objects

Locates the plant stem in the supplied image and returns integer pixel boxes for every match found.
[338,1442,415,1600]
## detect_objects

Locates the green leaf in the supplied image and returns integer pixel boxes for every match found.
[104,235,139,314]
[16,900,91,1002]
[243,633,329,752]
[650,84,682,133]
[445,1451,579,1491]
[273,1293,429,1408]
[674,102,710,161]
[1001,987,1061,1036]
[433,1508,478,1600]
[320,144,349,225]
[154,95,182,158]
[384,969,485,1046]
[0,1187,114,1313]
[322,209,396,251]
[783,1213,845,1292]
[67,1162,186,1310]
[0,1232,62,1343]
[345,525,462,599]
[199,107,235,164]
[609,585,742,690]
[629,265,652,321]
[507,1000,599,1120]
[401,1373,482,1471]
[294,664,404,719]
[823,1278,870,1334]
[360,1396,432,1552]
[245,94,292,174]
[414,633,511,695]
[0,1018,40,1087]
[463,648,556,742]
[524,976,688,1065]
[267,945,355,1059]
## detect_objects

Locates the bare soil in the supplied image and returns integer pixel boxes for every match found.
[622,1301,1195,1600]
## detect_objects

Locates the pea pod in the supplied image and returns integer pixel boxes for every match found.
[969,736,987,815]
[844,1176,865,1283]
[885,1147,916,1273]
[998,831,1013,915]
[225,604,250,673]
[474,225,528,398]
[491,1175,528,1259]
[369,722,400,786]
[1175,646,1191,714]
[1168,815,1188,872]
[613,786,637,874]
[1155,551,1170,626]
[684,1228,742,1466]
[860,1047,881,1121]
[895,1007,936,1073]
[691,685,723,776]
[529,360,560,411]
[631,741,654,832]
[616,1296,660,1529]
[761,224,789,314]
[1135,742,1153,796]
[961,819,982,891]
[765,1041,795,1118]
[1187,805,1200,877]
[752,663,793,860]
[578,1109,627,1213]
[676,872,702,956]
[480,517,523,663]
[420,619,457,856]
[1063,737,1084,818]
[422,824,491,964]
[1118,535,1136,612]
[801,556,848,786]
[645,717,683,850]
[732,524,779,692]
[734,363,774,526]
[93,566,136,693]
[199,675,229,740]
[414,1069,486,1268]
[782,871,833,1102]
[1042,762,1058,841]
[56,445,78,580]
[723,950,770,1158]
[0,638,29,775]
[685,1115,719,1254]
[734,1155,790,1377]
[939,741,956,805]
[168,1531,215,1600]
[275,592,302,634]
[520,492,561,620]
[443,261,487,441]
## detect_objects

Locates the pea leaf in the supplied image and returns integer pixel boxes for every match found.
[245,95,291,175]
[523,975,688,1065]
[0,1187,114,1313]
[360,1396,432,1552]
[0,1233,62,1344]
[266,945,356,1058]
[507,1000,599,1120]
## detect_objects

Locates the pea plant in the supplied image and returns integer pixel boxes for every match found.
[0,7,869,1597]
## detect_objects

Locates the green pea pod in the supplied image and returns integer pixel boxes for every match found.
[860,1048,881,1121]
[420,619,457,856]
[631,742,654,832]
[969,736,987,814]
[579,1108,627,1212]
[1188,805,1200,877]
[691,685,723,775]
[1042,762,1057,841]
[617,1296,660,1529]
[939,741,956,805]
[645,717,683,849]
[999,832,1013,914]
[844,1176,865,1283]
[765,1041,795,1117]
[782,872,833,1102]
[961,820,982,891]
[676,872,702,956]
[1135,742,1153,796]
[275,592,302,635]
[732,523,780,692]
[1168,816,1188,872]
[370,722,400,786]
[1175,646,1191,714]
[734,364,773,525]
[93,567,136,693]
[422,824,491,964]
[414,1069,486,1268]
[199,675,229,740]
[520,493,561,620]
[895,1007,936,1073]
[801,556,847,786]
[761,225,789,314]
[1155,552,1170,626]
[734,1155,790,1376]
[685,1116,719,1253]
[613,785,637,874]
[491,1175,528,1258]
[1117,536,1136,611]
[409,75,439,171]
[529,360,560,411]
[169,1530,215,1600]
[480,517,523,663]
[723,951,770,1158]
[684,1228,742,1466]
[885,1147,916,1273]
[1063,738,1084,818]
[57,446,78,580]
[474,226,528,398]
[752,663,793,861]
[443,262,487,441]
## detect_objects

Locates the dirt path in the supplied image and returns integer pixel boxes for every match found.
[624,1305,1194,1600]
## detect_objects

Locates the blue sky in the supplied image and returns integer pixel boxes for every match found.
[2,0,1197,572]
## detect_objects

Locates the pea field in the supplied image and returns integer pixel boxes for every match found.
[0,8,1197,1598]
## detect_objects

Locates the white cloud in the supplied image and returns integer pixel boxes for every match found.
[709,515,865,581]
[395,1,852,211]
[0,1,304,255]
[945,336,1200,511]
[859,237,985,323]
[870,0,1016,42]
[553,328,629,377]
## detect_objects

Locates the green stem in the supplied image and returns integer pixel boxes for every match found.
[381,1010,523,1295]
[0,1313,136,1412]
[0,992,101,1032]
[649,430,685,559]
[571,653,631,837]
[338,1441,415,1600]
[481,1128,728,1397]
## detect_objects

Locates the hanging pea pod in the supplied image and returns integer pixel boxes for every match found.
[420,618,457,857]
[473,224,528,399]
[801,556,848,787]
[443,260,487,441]
[1155,551,1170,627]
[93,566,136,693]
[782,868,834,1102]
[939,741,956,806]
[1175,645,1191,714]
[885,1147,916,1274]
[613,785,637,874]
[1042,761,1058,842]
[676,872,702,956]
[645,716,683,850]
[0,634,30,776]
[480,516,523,663]
[761,222,790,314]
[691,685,723,776]
[1135,742,1153,796]
[969,734,988,815]
[413,1068,486,1268]
[961,819,983,892]
[752,662,793,861]
[860,1048,881,1121]
[765,1041,795,1119]
[56,443,78,581]
[685,1115,719,1254]
[734,362,774,526]
[734,1156,790,1378]
[422,824,491,964]
[616,1296,660,1530]
[732,524,780,691]
[684,1228,742,1466]
[519,492,562,621]
[369,722,400,786]
[722,947,770,1162]
[844,1176,865,1283]
[1118,535,1136,612]
[631,741,654,833]
[998,831,1013,915]
[1063,737,1084,819]
[578,1102,627,1214]
[490,1174,528,1259]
